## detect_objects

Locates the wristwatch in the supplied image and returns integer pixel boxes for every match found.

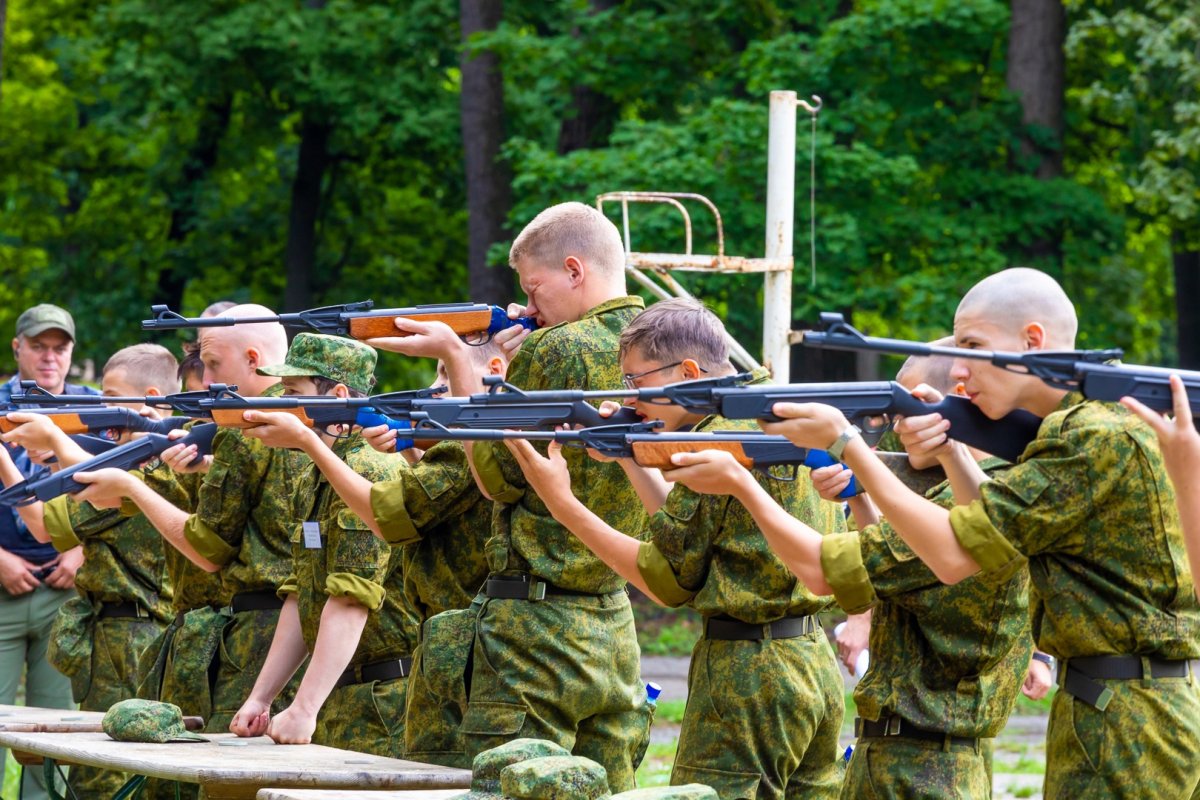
[1031,652,1055,669]
[827,424,862,461]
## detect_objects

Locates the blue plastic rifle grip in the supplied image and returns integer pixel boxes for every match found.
[488,306,539,334]
[803,450,860,499]
[355,409,415,451]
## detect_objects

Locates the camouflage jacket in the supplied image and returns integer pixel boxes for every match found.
[183,385,311,605]
[822,457,1032,738]
[637,413,843,622]
[279,433,417,664]
[43,497,174,624]
[370,441,491,621]
[472,295,647,594]
[950,393,1200,659]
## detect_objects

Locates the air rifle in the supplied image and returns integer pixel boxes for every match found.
[454,375,1043,463]
[12,382,215,420]
[802,312,1200,418]
[0,406,191,436]
[0,423,219,507]
[142,301,539,343]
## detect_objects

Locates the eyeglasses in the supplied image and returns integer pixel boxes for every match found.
[622,361,708,390]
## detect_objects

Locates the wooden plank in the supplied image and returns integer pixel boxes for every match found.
[0,731,469,800]
[0,704,201,733]
[257,792,465,800]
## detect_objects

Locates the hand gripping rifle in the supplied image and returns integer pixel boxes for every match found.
[0,423,219,507]
[142,301,539,343]
[802,312,1199,420]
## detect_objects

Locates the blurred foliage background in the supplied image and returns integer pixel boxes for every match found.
[0,0,1195,390]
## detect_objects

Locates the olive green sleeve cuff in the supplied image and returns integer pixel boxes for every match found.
[472,442,524,504]
[635,541,695,608]
[182,515,238,566]
[276,575,299,600]
[820,532,878,614]
[949,500,1026,585]
[369,481,419,546]
[43,497,81,552]
[325,572,386,612]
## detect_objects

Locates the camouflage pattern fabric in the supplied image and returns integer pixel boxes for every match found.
[182,383,310,607]
[102,698,204,742]
[455,738,571,799]
[405,602,480,767]
[313,675,408,757]
[947,395,1200,795]
[1044,677,1200,799]
[611,788,718,800]
[841,738,989,800]
[472,295,647,594]
[370,440,492,621]
[499,755,610,800]
[256,331,377,394]
[635,412,843,621]
[209,606,300,733]
[290,433,414,666]
[463,592,651,793]
[821,458,1032,741]
[672,630,844,800]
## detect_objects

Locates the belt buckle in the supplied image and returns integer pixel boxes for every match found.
[527,579,547,601]
[397,658,410,679]
[136,604,148,619]
[885,716,902,736]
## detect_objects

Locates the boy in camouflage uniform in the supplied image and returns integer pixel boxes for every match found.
[366,202,650,789]
[758,268,1200,799]
[226,333,412,756]
[507,299,847,800]
[74,305,310,744]
[0,345,180,797]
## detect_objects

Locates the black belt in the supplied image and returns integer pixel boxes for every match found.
[855,716,977,749]
[97,601,149,620]
[482,574,618,601]
[1059,655,1196,711]
[334,657,413,689]
[704,615,818,641]
[229,590,285,614]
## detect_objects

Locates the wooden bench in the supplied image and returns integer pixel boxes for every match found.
[0,730,470,800]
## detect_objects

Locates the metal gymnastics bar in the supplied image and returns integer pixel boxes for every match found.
[596,90,822,383]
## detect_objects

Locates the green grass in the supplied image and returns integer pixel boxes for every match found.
[654,698,687,725]
[635,740,678,788]
[4,753,20,800]
[1013,688,1055,716]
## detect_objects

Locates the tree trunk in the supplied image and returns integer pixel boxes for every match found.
[284,119,331,313]
[155,95,232,310]
[460,0,513,306]
[1174,241,1200,369]
[0,0,7,103]
[557,0,618,154]
[1007,0,1065,264]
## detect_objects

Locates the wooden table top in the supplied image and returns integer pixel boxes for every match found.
[0,704,202,733]
[257,790,466,800]
[0,730,470,800]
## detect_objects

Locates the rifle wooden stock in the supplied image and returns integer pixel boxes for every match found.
[347,309,495,340]
[0,414,89,435]
[210,407,319,429]
[630,440,756,469]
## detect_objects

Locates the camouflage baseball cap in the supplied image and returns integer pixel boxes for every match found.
[452,739,571,799]
[611,787,718,800]
[500,755,611,799]
[102,699,206,743]
[257,332,377,394]
[16,304,76,340]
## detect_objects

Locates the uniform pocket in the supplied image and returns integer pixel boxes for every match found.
[420,607,477,705]
[461,701,527,736]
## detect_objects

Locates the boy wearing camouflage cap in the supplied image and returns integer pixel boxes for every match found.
[226,333,413,757]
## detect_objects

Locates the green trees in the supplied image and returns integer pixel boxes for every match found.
[0,0,1192,387]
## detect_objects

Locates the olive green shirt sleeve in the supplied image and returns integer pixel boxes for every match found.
[324,506,390,611]
[369,442,484,545]
[636,541,697,607]
[635,485,714,607]
[819,531,878,614]
[182,431,265,566]
[43,496,81,552]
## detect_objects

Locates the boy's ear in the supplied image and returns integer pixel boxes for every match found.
[487,356,506,376]
[145,387,163,397]
[563,255,585,287]
[333,383,350,399]
[1022,322,1046,352]
[244,346,261,369]
[680,358,703,380]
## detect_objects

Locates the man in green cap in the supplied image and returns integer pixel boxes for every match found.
[0,303,97,800]
[224,332,412,757]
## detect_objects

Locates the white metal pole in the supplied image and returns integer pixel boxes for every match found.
[763,91,796,382]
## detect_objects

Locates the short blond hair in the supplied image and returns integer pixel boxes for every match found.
[619,298,731,372]
[104,344,181,394]
[509,202,625,277]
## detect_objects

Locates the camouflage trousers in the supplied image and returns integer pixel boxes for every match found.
[841,737,988,799]
[405,603,479,768]
[1044,671,1200,799]
[69,616,164,798]
[314,675,407,757]
[673,630,844,800]
[461,592,652,792]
